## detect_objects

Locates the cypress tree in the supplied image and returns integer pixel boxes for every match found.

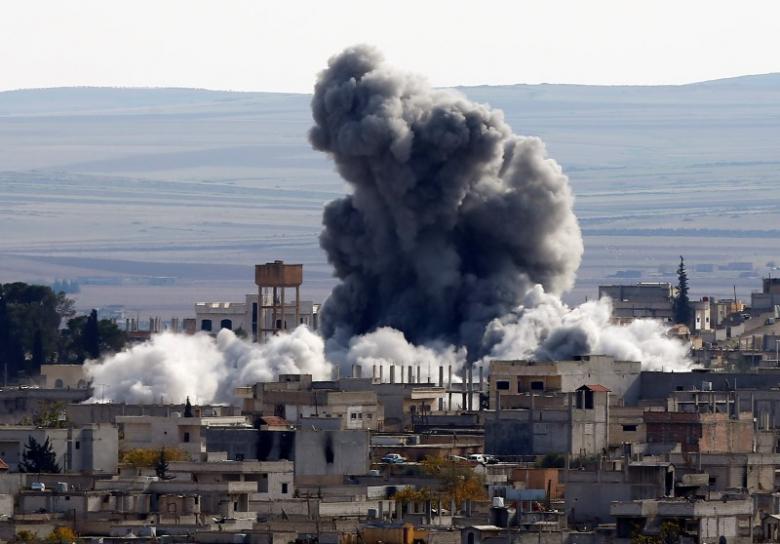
[83,309,101,359]
[674,256,692,326]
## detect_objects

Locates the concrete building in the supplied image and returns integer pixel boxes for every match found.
[0,424,118,474]
[566,461,675,524]
[39,364,88,390]
[753,278,780,313]
[239,374,385,430]
[489,355,641,407]
[115,414,250,460]
[484,385,610,457]
[644,411,754,454]
[599,282,675,323]
[293,427,371,484]
[194,293,319,337]
[611,495,753,544]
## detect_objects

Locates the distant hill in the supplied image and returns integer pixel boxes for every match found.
[0,74,778,312]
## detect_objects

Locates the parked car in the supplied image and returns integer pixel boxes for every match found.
[467,454,487,464]
[381,453,407,464]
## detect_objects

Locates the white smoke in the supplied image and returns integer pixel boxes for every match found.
[84,327,331,404]
[482,285,691,371]
[85,287,690,405]
[339,327,467,382]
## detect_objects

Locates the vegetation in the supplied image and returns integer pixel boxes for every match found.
[0,282,127,380]
[184,396,194,418]
[155,447,171,480]
[674,256,692,326]
[19,436,61,474]
[121,447,187,467]
[420,455,486,506]
[630,521,683,544]
[47,527,78,544]
[15,530,37,543]
[0,283,70,377]
[536,453,565,468]
[58,312,126,363]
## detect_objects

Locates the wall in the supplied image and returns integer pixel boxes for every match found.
[293,429,369,477]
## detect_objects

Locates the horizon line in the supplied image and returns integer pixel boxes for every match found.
[1,72,779,96]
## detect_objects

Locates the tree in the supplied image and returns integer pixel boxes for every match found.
[155,448,171,480]
[121,447,187,467]
[15,530,36,543]
[47,527,77,544]
[674,256,692,326]
[59,314,127,363]
[83,309,100,360]
[0,283,65,378]
[420,455,486,508]
[19,436,61,473]
[536,453,565,468]
[31,401,67,428]
[184,396,194,418]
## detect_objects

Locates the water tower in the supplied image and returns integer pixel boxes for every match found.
[255,260,303,341]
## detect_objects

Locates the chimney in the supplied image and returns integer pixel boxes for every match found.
[438,366,444,387]
[390,365,396,384]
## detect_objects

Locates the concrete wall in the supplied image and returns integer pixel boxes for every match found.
[293,429,369,477]
[204,427,260,460]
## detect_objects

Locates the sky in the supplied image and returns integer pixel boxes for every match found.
[1,0,780,93]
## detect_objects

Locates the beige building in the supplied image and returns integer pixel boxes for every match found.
[39,364,88,389]
[488,355,642,408]
[116,414,250,460]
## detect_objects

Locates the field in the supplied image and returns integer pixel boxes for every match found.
[1,76,778,316]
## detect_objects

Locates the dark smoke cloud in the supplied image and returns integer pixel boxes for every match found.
[311,45,583,358]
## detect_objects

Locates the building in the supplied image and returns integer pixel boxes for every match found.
[0,424,118,474]
[484,385,610,457]
[599,282,675,323]
[39,364,88,390]
[612,495,753,544]
[489,355,641,407]
[753,278,780,313]
[194,293,319,338]
[115,413,250,460]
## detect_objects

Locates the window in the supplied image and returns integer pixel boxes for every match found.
[54,379,64,389]
[183,432,191,443]
[531,381,544,391]
[276,319,282,329]
[75,441,80,450]
[351,413,357,419]
[576,389,594,409]
[220,319,233,330]
[201,319,213,331]
[281,483,289,494]
[496,381,510,391]
[622,424,637,432]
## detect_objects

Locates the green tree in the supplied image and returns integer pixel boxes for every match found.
[536,453,565,468]
[674,256,692,326]
[0,283,65,378]
[59,314,127,363]
[184,396,194,418]
[19,436,61,473]
[155,447,171,480]
[83,309,100,359]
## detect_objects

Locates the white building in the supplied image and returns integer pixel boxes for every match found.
[194,293,319,339]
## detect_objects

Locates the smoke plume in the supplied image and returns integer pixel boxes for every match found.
[82,46,692,405]
[84,327,331,404]
[311,45,583,357]
[482,286,691,371]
